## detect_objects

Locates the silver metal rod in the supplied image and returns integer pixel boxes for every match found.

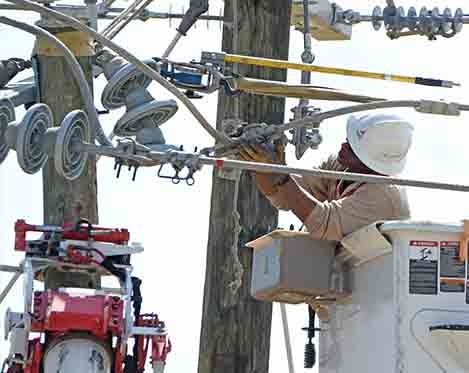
[280,304,295,373]
[102,9,224,21]
[0,271,21,305]
[101,0,147,37]
[80,142,469,193]
[105,0,154,40]
[201,158,469,193]
[0,3,224,21]
[292,0,313,160]
[86,0,98,30]
[162,31,183,59]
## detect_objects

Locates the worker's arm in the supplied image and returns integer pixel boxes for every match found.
[254,172,286,197]
[255,156,337,202]
[270,176,319,222]
[239,144,329,213]
[251,167,316,219]
[304,184,402,241]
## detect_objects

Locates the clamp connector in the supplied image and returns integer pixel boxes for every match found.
[415,100,460,116]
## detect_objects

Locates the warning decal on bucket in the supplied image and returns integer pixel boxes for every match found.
[409,241,438,295]
[440,278,465,293]
[440,241,465,279]
[466,281,469,304]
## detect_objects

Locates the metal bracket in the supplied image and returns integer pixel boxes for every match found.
[157,162,195,185]
[200,51,226,67]
[289,105,322,159]
[59,240,144,257]
[156,58,237,97]
[131,326,167,336]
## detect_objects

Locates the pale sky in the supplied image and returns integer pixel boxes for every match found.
[2,1,469,372]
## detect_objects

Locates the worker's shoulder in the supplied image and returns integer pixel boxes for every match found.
[358,182,407,202]
[358,182,410,218]
[360,181,403,193]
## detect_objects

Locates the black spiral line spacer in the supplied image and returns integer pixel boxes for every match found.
[304,340,316,369]
[302,305,320,368]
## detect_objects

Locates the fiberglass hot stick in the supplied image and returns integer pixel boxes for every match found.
[162,0,209,59]
[221,53,460,88]
[5,0,230,145]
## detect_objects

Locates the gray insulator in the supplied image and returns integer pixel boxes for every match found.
[372,6,382,31]
[407,7,417,30]
[418,7,430,34]
[113,86,178,137]
[54,110,89,181]
[15,103,51,174]
[430,7,440,35]
[99,49,157,110]
[396,6,405,31]
[453,8,464,33]
[135,127,166,145]
[373,5,463,39]
[382,6,394,30]
[2,103,52,174]
[441,8,453,34]
[98,49,127,81]
[0,98,15,164]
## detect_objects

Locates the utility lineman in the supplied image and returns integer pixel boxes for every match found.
[239,113,414,241]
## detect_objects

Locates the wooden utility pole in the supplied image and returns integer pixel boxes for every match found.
[33,21,98,288]
[198,1,291,372]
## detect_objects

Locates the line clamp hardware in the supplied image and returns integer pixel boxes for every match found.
[154,57,240,98]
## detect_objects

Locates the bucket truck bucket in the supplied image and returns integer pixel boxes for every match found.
[247,230,338,304]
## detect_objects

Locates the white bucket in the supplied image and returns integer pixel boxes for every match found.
[320,220,469,373]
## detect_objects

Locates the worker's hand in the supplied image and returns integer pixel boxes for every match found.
[238,141,286,165]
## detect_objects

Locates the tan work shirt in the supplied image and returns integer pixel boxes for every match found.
[267,155,411,241]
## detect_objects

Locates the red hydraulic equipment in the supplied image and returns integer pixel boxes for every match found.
[2,219,171,373]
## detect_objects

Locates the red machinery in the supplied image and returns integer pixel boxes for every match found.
[1,219,171,373]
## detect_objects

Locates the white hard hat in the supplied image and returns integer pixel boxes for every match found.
[346,113,414,176]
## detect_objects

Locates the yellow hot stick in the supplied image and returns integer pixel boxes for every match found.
[223,53,458,88]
